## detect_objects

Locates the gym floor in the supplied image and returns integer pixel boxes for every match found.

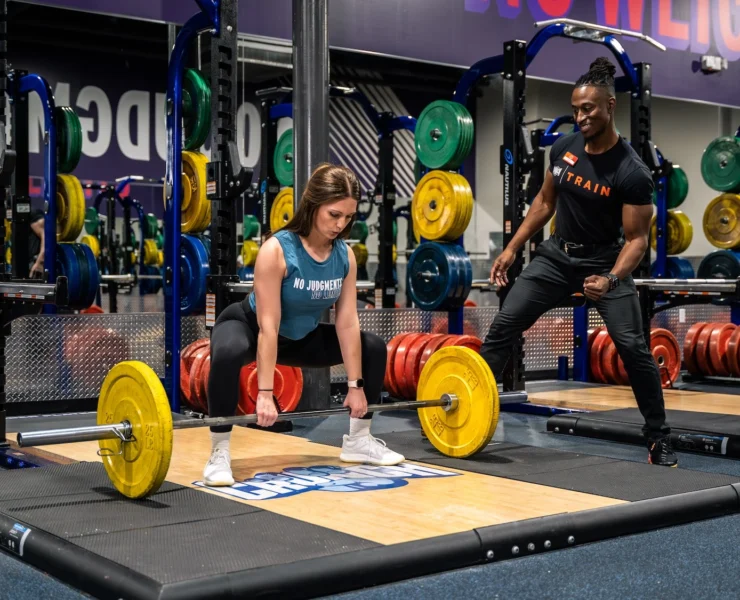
[3,379,740,599]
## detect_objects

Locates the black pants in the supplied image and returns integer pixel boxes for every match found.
[479,236,669,439]
[207,302,387,433]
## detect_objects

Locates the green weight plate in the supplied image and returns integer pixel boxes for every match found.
[156,233,164,249]
[84,207,99,235]
[350,220,369,243]
[701,136,740,193]
[414,156,424,184]
[667,166,689,208]
[415,100,473,171]
[145,214,158,239]
[273,129,294,187]
[243,214,259,239]
[183,69,211,151]
[393,219,398,240]
[56,106,82,174]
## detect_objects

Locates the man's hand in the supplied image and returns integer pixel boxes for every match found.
[490,248,516,287]
[343,388,367,418]
[583,274,610,301]
[30,261,44,279]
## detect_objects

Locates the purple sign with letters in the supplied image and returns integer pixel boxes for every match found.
[19,0,740,107]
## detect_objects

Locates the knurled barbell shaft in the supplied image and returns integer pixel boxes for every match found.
[16,396,457,448]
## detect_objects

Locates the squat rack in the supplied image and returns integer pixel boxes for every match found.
[454,19,665,391]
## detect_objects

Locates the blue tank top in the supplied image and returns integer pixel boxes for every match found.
[248,230,350,340]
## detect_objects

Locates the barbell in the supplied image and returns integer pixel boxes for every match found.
[16,346,499,500]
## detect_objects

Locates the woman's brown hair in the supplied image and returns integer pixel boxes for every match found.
[282,163,361,239]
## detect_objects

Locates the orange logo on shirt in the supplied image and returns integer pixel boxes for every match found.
[563,152,578,166]
[565,171,611,196]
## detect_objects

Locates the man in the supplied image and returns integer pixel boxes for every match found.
[28,208,45,278]
[480,57,677,467]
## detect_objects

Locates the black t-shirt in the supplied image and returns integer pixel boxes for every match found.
[549,133,653,245]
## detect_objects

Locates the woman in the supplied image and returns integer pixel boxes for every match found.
[204,163,404,486]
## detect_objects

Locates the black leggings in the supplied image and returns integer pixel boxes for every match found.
[207,302,387,433]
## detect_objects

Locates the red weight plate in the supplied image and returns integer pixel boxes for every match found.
[180,358,193,409]
[394,333,435,398]
[182,338,210,373]
[404,334,443,397]
[650,328,681,386]
[726,327,740,377]
[464,299,477,307]
[276,366,303,412]
[616,355,630,385]
[601,337,620,384]
[384,333,411,396]
[189,347,210,413]
[586,326,605,380]
[683,322,708,375]
[695,323,720,376]
[392,332,428,399]
[441,334,483,353]
[237,362,258,415]
[708,323,737,377]
[80,304,104,313]
[243,364,287,414]
[418,334,457,381]
[589,330,611,384]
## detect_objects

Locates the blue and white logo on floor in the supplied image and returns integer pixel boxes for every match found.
[194,463,459,500]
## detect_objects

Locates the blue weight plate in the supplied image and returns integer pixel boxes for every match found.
[407,242,450,311]
[697,250,740,279]
[78,243,101,309]
[181,234,209,314]
[441,244,460,309]
[459,249,473,304]
[70,244,89,310]
[677,257,695,279]
[56,243,82,308]
[238,266,254,282]
[199,234,211,256]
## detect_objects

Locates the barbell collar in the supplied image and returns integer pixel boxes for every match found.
[15,396,457,447]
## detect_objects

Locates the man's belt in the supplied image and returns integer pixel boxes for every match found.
[554,236,619,257]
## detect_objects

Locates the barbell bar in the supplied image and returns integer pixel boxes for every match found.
[15,346,500,500]
[17,397,458,448]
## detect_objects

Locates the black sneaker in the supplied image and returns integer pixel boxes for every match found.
[648,437,678,467]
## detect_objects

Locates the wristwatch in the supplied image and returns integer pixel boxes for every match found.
[604,273,620,291]
[347,379,365,389]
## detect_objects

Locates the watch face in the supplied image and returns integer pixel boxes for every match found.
[357,378,365,388]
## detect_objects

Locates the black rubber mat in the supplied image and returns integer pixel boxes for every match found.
[317,432,740,501]
[0,462,378,587]
[581,408,740,436]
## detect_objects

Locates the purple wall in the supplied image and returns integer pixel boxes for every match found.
[20,0,740,107]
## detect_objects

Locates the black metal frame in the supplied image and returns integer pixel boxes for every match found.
[499,40,528,393]
[375,116,398,308]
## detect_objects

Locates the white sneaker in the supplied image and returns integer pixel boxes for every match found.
[340,434,405,466]
[203,447,235,486]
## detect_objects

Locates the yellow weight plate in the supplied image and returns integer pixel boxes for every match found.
[392,244,397,263]
[158,250,164,267]
[411,170,465,241]
[81,235,100,258]
[57,174,84,241]
[550,212,556,236]
[97,361,173,499]
[241,240,259,266]
[5,246,10,264]
[673,210,693,253]
[416,346,499,458]
[180,151,207,232]
[651,210,693,255]
[192,152,212,233]
[351,243,368,266]
[703,193,740,249]
[143,239,159,265]
[455,173,474,238]
[270,187,294,232]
